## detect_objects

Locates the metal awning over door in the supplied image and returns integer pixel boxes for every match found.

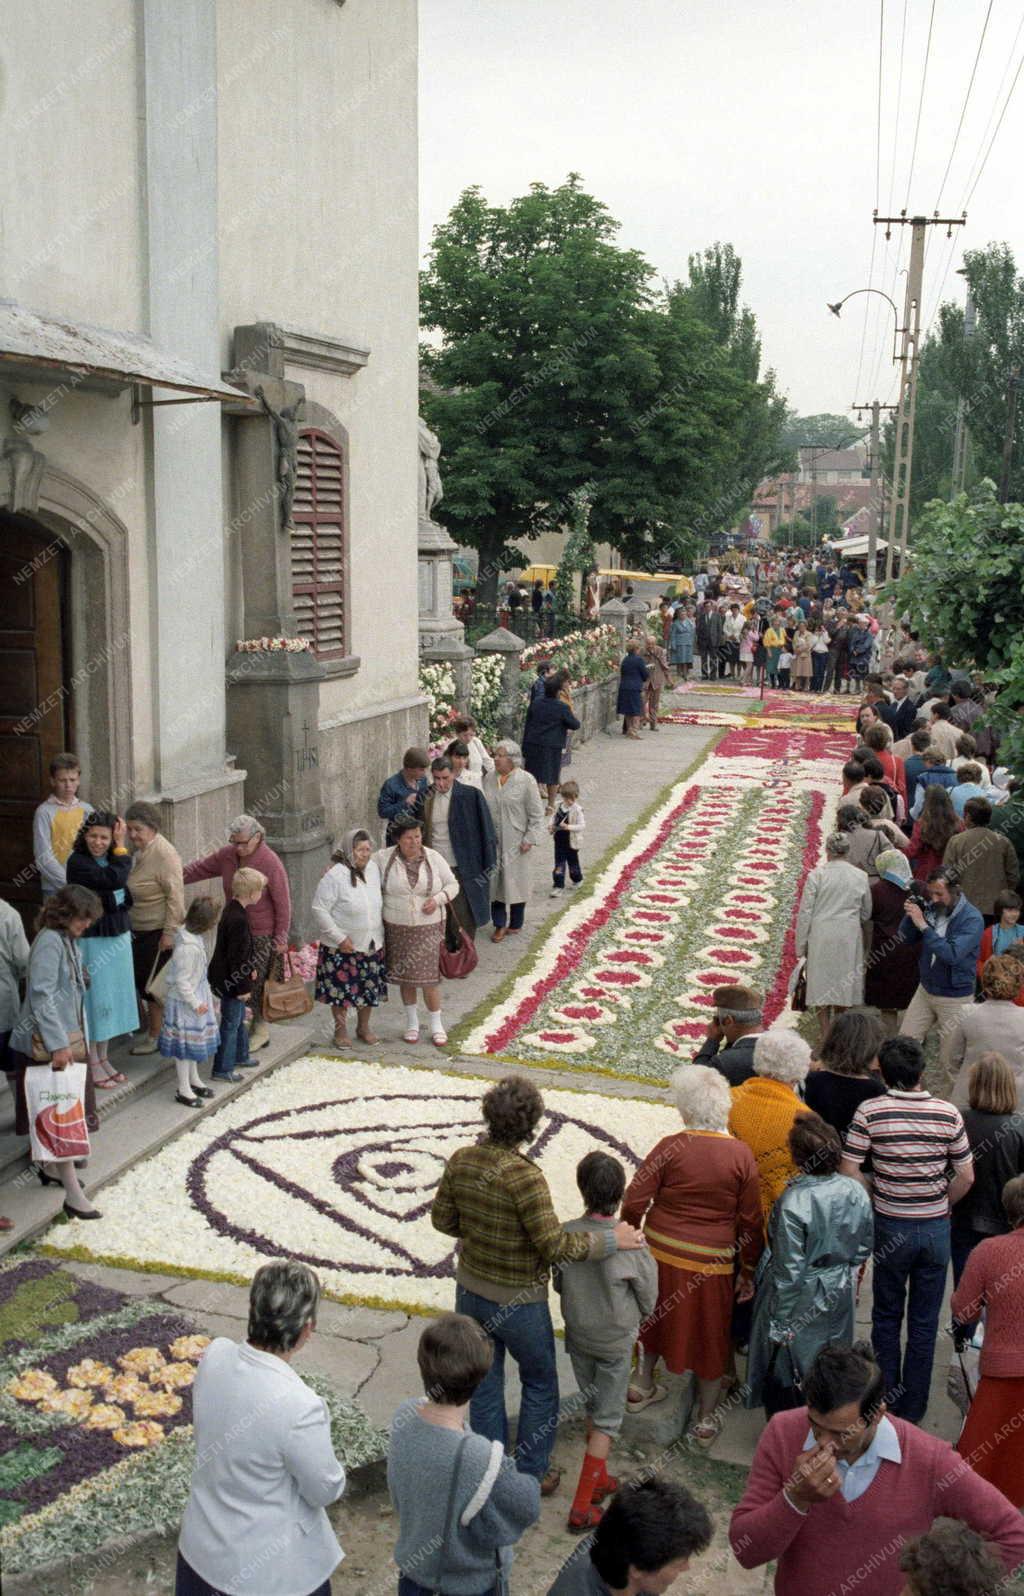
[0,299,252,407]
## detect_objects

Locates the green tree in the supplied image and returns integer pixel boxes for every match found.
[772,517,818,549]
[420,179,789,601]
[889,481,1024,770]
[780,411,865,451]
[894,242,1024,519]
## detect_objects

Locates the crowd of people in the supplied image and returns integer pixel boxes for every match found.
[5,546,1024,1595]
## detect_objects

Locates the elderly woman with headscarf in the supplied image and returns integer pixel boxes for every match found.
[311,829,386,1048]
[184,815,292,1052]
[795,831,873,1041]
[373,816,458,1047]
[622,1065,763,1448]
[177,1260,346,1596]
[864,847,921,1033]
[948,955,1024,1110]
[729,1029,813,1227]
[746,1113,873,1417]
[483,740,546,942]
[125,800,185,1056]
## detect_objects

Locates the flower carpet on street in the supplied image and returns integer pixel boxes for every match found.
[41,1060,677,1324]
[0,1258,386,1578]
[458,723,851,1083]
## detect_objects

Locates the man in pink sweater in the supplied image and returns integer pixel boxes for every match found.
[184,815,292,1051]
[730,1344,1024,1596]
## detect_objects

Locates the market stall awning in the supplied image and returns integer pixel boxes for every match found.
[0,299,251,404]
[828,534,890,556]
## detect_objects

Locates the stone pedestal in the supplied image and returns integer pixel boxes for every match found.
[474,626,526,740]
[418,515,473,708]
[225,649,331,945]
[600,597,630,642]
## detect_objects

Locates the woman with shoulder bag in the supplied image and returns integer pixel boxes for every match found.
[66,811,137,1089]
[373,817,458,1048]
[10,884,104,1218]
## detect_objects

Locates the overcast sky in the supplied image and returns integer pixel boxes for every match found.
[419,0,1024,420]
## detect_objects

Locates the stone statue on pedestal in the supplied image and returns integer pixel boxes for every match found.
[416,414,473,708]
[256,385,305,530]
[418,416,444,523]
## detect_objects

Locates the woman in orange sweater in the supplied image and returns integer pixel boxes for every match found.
[728,1029,812,1227]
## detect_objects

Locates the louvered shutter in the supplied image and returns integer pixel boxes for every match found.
[292,429,347,658]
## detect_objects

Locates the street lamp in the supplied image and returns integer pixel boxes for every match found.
[827,288,904,364]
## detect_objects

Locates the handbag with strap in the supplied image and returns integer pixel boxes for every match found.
[439,904,479,980]
[146,946,172,1006]
[261,950,314,1023]
[424,1435,507,1596]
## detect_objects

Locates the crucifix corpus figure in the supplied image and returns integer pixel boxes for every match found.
[256,385,305,530]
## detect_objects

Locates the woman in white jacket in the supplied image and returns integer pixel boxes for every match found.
[372,816,458,1048]
[311,829,387,1048]
[158,897,220,1106]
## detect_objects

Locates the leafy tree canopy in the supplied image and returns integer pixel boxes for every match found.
[889,480,1024,771]
[888,242,1024,517]
[780,411,865,451]
[420,177,788,601]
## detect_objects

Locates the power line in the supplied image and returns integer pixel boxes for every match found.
[963,32,1024,207]
[903,0,937,210]
[854,0,887,403]
[957,7,1024,207]
[934,0,993,210]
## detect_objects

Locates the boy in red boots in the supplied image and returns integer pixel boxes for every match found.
[554,1151,658,1533]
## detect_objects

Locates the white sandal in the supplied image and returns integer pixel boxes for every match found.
[625,1382,667,1413]
[431,1031,448,1048]
[403,1029,420,1044]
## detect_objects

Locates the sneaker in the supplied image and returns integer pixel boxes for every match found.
[549,887,562,898]
[248,1022,271,1052]
[129,1036,160,1056]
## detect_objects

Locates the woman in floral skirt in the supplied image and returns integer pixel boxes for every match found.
[373,817,458,1048]
[311,828,387,1047]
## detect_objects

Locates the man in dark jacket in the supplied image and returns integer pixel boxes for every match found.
[691,985,764,1086]
[695,601,723,681]
[898,867,984,1078]
[421,758,497,941]
[880,675,919,741]
[377,748,430,845]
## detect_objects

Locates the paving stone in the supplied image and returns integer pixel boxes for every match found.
[61,1260,183,1298]
[160,1278,250,1320]
[619,1370,695,1452]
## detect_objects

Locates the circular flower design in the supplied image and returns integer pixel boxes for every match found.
[103,1374,150,1406]
[113,1420,165,1449]
[168,1335,211,1363]
[7,1369,60,1402]
[67,1359,115,1389]
[83,1402,127,1431]
[150,1360,198,1391]
[119,1347,166,1377]
[133,1387,182,1418]
[39,1387,94,1419]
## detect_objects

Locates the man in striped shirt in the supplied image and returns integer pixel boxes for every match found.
[841,1036,973,1425]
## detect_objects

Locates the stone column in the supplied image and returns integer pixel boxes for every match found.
[474,626,526,740]
[225,649,329,945]
[224,324,330,942]
[418,515,474,710]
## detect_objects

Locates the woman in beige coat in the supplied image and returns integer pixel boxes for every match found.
[483,740,546,942]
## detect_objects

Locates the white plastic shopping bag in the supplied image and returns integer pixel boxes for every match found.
[24,1063,91,1164]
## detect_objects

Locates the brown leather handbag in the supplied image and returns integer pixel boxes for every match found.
[31,1028,88,1063]
[439,905,478,980]
[261,951,313,1023]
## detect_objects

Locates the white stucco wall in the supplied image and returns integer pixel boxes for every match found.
[0,2,144,332]
[215,0,421,720]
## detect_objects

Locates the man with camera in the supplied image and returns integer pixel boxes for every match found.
[896,867,984,1081]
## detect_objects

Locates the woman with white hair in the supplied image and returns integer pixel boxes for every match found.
[729,1029,813,1227]
[177,1260,345,1595]
[184,814,292,1052]
[482,741,546,942]
[622,1064,763,1448]
[794,830,873,1042]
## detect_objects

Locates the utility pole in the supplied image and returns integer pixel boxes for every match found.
[875,212,966,579]
[950,288,975,497]
[853,400,897,588]
[998,368,1022,504]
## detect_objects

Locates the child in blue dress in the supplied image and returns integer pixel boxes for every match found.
[159,897,220,1106]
